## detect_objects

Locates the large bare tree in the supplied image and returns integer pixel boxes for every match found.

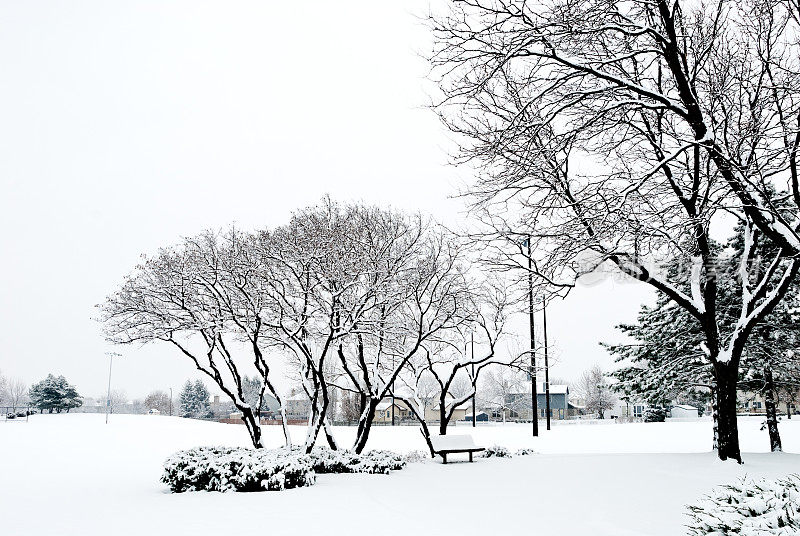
[430,0,800,462]
[100,228,291,449]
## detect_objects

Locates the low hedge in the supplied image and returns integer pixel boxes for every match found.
[162,445,407,493]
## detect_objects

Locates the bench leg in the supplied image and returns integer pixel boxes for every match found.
[442,453,447,464]
[469,452,473,463]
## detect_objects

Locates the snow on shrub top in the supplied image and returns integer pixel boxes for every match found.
[162,445,407,493]
[686,475,800,535]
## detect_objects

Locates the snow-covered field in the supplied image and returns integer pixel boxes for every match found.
[1,414,799,536]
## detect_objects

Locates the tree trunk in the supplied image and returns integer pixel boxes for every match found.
[710,387,719,451]
[787,401,792,419]
[763,367,782,452]
[322,413,339,450]
[239,406,263,449]
[353,399,379,454]
[278,405,292,448]
[713,362,742,463]
[438,395,449,435]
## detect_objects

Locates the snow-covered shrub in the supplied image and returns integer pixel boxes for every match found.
[516,448,536,456]
[481,445,511,458]
[403,450,427,463]
[686,475,800,535]
[304,446,406,474]
[643,407,666,422]
[161,446,315,493]
[162,445,408,493]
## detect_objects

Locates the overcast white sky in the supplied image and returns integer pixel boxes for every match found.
[0,0,653,400]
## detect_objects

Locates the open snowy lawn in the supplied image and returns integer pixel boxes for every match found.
[1,415,799,536]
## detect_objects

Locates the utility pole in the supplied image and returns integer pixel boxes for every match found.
[471,331,476,428]
[527,236,538,437]
[169,387,173,416]
[391,354,395,426]
[105,352,121,424]
[543,298,551,431]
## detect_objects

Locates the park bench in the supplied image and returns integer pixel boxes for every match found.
[429,434,485,464]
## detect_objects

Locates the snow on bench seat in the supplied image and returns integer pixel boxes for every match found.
[429,434,485,464]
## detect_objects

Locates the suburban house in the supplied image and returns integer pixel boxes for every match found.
[286,390,313,421]
[738,388,799,416]
[504,383,571,420]
[610,399,648,419]
[464,410,489,422]
[374,400,413,423]
[424,394,470,422]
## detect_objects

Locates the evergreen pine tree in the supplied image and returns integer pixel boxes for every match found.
[192,380,212,418]
[179,380,196,418]
[606,227,800,451]
[28,374,82,413]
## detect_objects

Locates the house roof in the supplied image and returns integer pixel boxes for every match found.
[376,401,406,411]
[511,384,569,395]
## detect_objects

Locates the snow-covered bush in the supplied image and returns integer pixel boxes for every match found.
[162,446,407,493]
[481,445,511,458]
[516,448,536,456]
[643,407,666,422]
[686,475,800,535]
[403,450,427,463]
[161,446,315,492]
[304,447,406,474]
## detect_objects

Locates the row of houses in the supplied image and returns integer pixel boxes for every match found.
[222,383,575,424]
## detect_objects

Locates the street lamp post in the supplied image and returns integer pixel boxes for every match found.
[105,352,121,424]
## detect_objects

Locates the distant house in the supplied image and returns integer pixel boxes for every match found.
[506,383,571,420]
[425,395,470,422]
[670,405,699,419]
[286,390,312,420]
[610,399,648,419]
[464,411,489,422]
[374,400,412,423]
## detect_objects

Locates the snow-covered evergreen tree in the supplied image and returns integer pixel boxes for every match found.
[179,380,212,419]
[607,229,800,451]
[28,374,82,413]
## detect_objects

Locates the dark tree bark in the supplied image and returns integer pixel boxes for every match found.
[714,362,742,463]
[394,394,435,457]
[763,367,782,452]
[710,387,719,451]
[353,399,379,454]
[239,406,262,449]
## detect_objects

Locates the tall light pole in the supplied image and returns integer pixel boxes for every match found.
[105,352,121,424]
[543,298,551,431]
[527,236,538,437]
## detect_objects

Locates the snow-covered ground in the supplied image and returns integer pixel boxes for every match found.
[1,414,798,536]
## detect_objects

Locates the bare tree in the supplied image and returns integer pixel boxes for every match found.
[100,228,291,449]
[328,218,475,453]
[0,369,7,406]
[4,378,28,412]
[482,366,524,423]
[143,390,172,414]
[430,0,800,462]
[107,389,128,414]
[400,278,516,441]
[575,365,617,419]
